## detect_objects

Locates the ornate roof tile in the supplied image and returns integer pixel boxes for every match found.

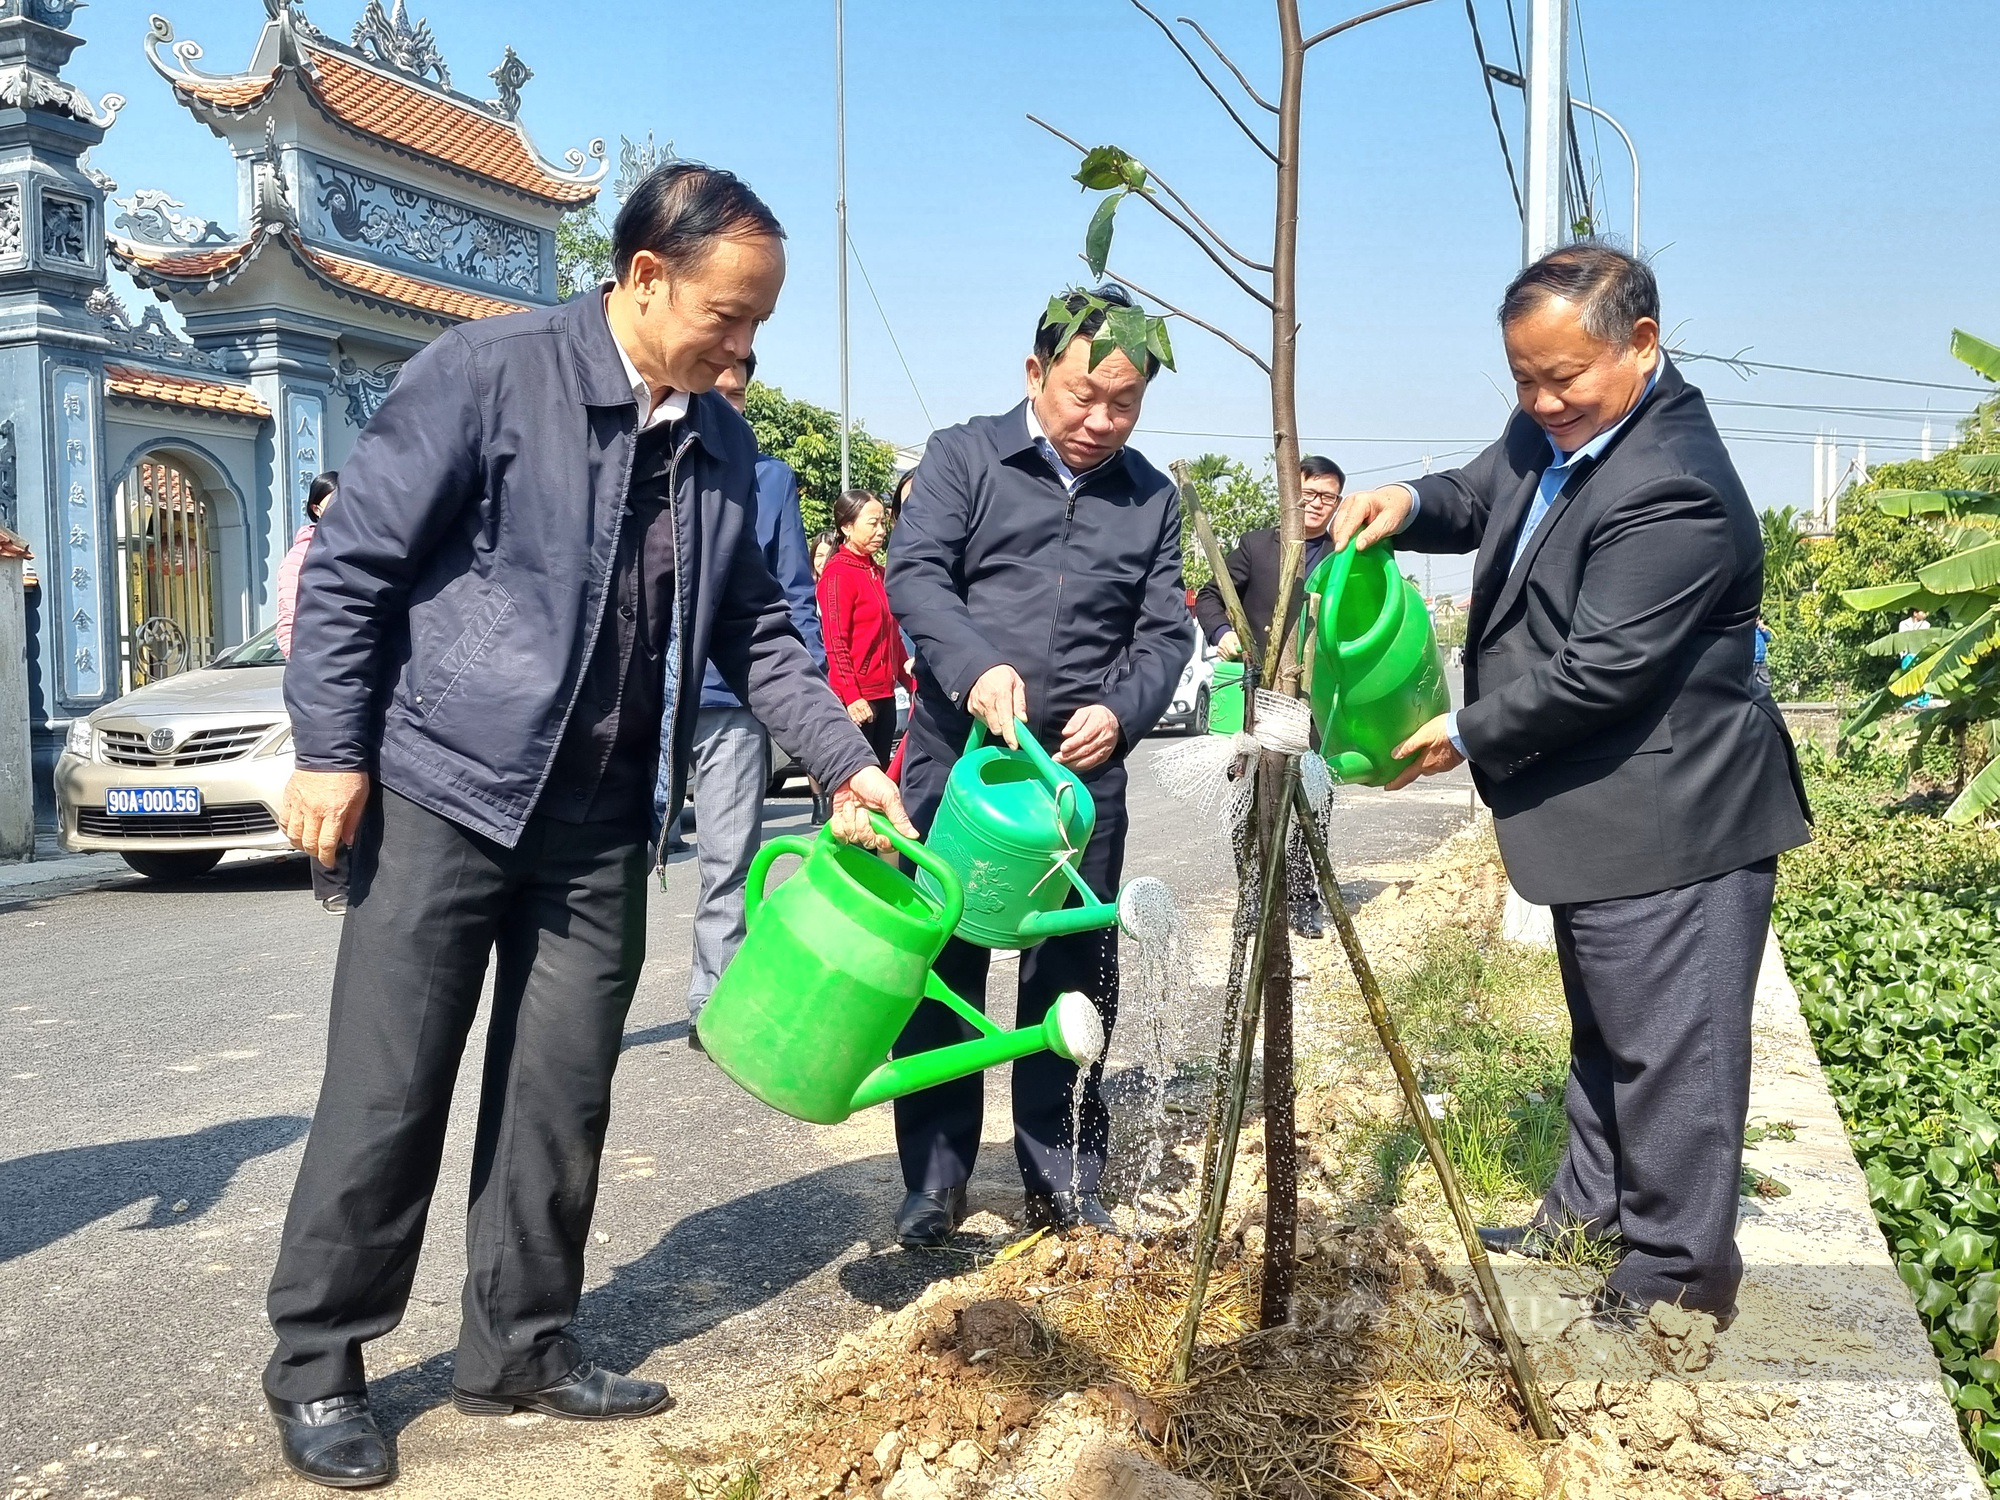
[105,363,271,420]
[110,230,529,327]
[300,48,601,206]
[295,243,528,321]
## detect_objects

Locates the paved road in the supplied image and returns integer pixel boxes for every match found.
[0,734,1476,1500]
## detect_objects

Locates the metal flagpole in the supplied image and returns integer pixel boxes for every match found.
[835,0,851,492]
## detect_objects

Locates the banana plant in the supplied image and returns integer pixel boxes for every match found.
[1842,331,2000,822]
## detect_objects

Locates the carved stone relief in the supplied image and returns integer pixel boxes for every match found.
[87,287,220,371]
[0,419,16,534]
[334,356,404,428]
[310,161,538,293]
[0,185,20,264]
[39,190,88,267]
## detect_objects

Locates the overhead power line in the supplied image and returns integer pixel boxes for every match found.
[1671,349,1994,394]
[844,230,936,436]
[1464,0,1524,219]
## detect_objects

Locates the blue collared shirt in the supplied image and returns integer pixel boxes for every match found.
[1407,367,1661,756]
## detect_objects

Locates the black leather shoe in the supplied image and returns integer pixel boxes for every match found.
[1477,1224,1557,1260]
[896,1186,968,1248]
[268,1392,392,1489]
[1024,1191,1121,1235]
[453,1362,673,1420]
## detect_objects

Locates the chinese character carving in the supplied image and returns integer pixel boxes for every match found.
[69,565,88,587]
[74,647,93,674]
[68,523,86,547]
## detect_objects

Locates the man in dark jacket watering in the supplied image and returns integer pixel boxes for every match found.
[885,284,1191,1248]
[268,162,912,1489]
[1331,244,1810,1326]
[682,350,825,1047]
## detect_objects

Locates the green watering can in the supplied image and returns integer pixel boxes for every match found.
[917,721,1120,949]
[697,814,1105,1126]
[1208,660,1245,735]
[1302,538,1452,786]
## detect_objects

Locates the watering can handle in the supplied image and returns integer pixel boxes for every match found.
[865,813,966,939]
[968,717,1069,791]
[745,834,817,927]
[1326,536,1402,663]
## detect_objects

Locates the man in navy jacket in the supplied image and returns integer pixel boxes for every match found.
[683,351,825,1041]
[885,285,1190,1247]
[267,164,911,1488]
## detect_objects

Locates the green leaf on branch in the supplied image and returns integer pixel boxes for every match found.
[1920,541,2000,595]
[1146,318,1176,373]
[1954,328,2000,382]
[1074,145,1138,192]
[1946,756,2000,826]
[1844,581,1930,612]
[1084,192,1122,280]
[1876,489,2000,518]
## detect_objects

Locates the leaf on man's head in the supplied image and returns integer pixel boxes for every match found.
[1146,318,1176,373]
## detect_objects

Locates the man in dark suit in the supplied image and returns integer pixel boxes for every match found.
[1194,454,1345,670]
[1332,244,1810,1324]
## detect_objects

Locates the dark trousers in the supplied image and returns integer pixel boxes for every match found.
[308,846,350,906]
[1537,857,1776,1314]
[858,694,898,768]
[265,788,647,1403]
[891,741,1126,1199]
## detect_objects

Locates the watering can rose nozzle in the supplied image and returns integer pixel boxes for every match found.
[1049,990,1106,1067]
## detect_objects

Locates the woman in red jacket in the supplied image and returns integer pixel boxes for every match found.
[816,488,912,768]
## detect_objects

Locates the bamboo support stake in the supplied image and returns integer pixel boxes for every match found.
[1171,757,1298,1384]
[1289,780,1556,1441]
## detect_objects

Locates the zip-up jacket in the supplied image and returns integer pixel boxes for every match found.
[817,544,912,705]
[886,400,1189,759]
[285,290,876,851]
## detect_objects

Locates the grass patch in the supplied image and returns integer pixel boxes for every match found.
[1369,927,1570,1221]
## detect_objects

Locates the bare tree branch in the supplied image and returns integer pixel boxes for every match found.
[1302,0,1436,49]
[1147,165,1275,272]
[1096,261,1273,374]
[1028,115,1279,310]
[1128,0,1280,164]
[1177,15,1279,113]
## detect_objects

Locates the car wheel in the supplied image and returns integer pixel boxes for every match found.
[1190,687,1210,735]
[120,849,225,882]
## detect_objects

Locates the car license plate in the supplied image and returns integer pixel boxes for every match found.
[107,786,201,816]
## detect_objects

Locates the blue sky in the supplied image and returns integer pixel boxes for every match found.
[76,0,2000,595]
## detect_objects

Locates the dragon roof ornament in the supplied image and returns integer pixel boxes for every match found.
[349,0,447,89]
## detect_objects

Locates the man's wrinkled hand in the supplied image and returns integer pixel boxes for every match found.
[1216,629,1243,662]
[966,663,1027,748]
[1385,714,1464,790]
[829,766,918,852]
[1330,484,1415,552]
[1054,704,1120,772]
[281,769,371,869]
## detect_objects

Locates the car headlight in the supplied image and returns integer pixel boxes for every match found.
[257,725,294,758]
[64,718,93,760]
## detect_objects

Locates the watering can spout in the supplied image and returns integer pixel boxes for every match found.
[848,989,1105,1114]
[1328,750,1375,784]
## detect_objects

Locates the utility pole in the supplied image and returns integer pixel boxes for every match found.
[834,0,851,492]
[1521,0,1569,263]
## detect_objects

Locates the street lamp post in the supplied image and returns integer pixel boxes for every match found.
[1568,97,1641,253]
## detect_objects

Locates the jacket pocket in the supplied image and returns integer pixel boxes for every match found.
[1557,713,1673,762]
[413,584,515,716]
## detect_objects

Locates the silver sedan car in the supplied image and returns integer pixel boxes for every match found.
[55,626,294,881]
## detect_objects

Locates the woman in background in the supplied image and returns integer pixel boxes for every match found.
[816,489,910,768]
[810,530,839,581]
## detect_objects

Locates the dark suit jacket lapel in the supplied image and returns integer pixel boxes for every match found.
[1483,460,1595,631]
[1466,465,1542,651]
